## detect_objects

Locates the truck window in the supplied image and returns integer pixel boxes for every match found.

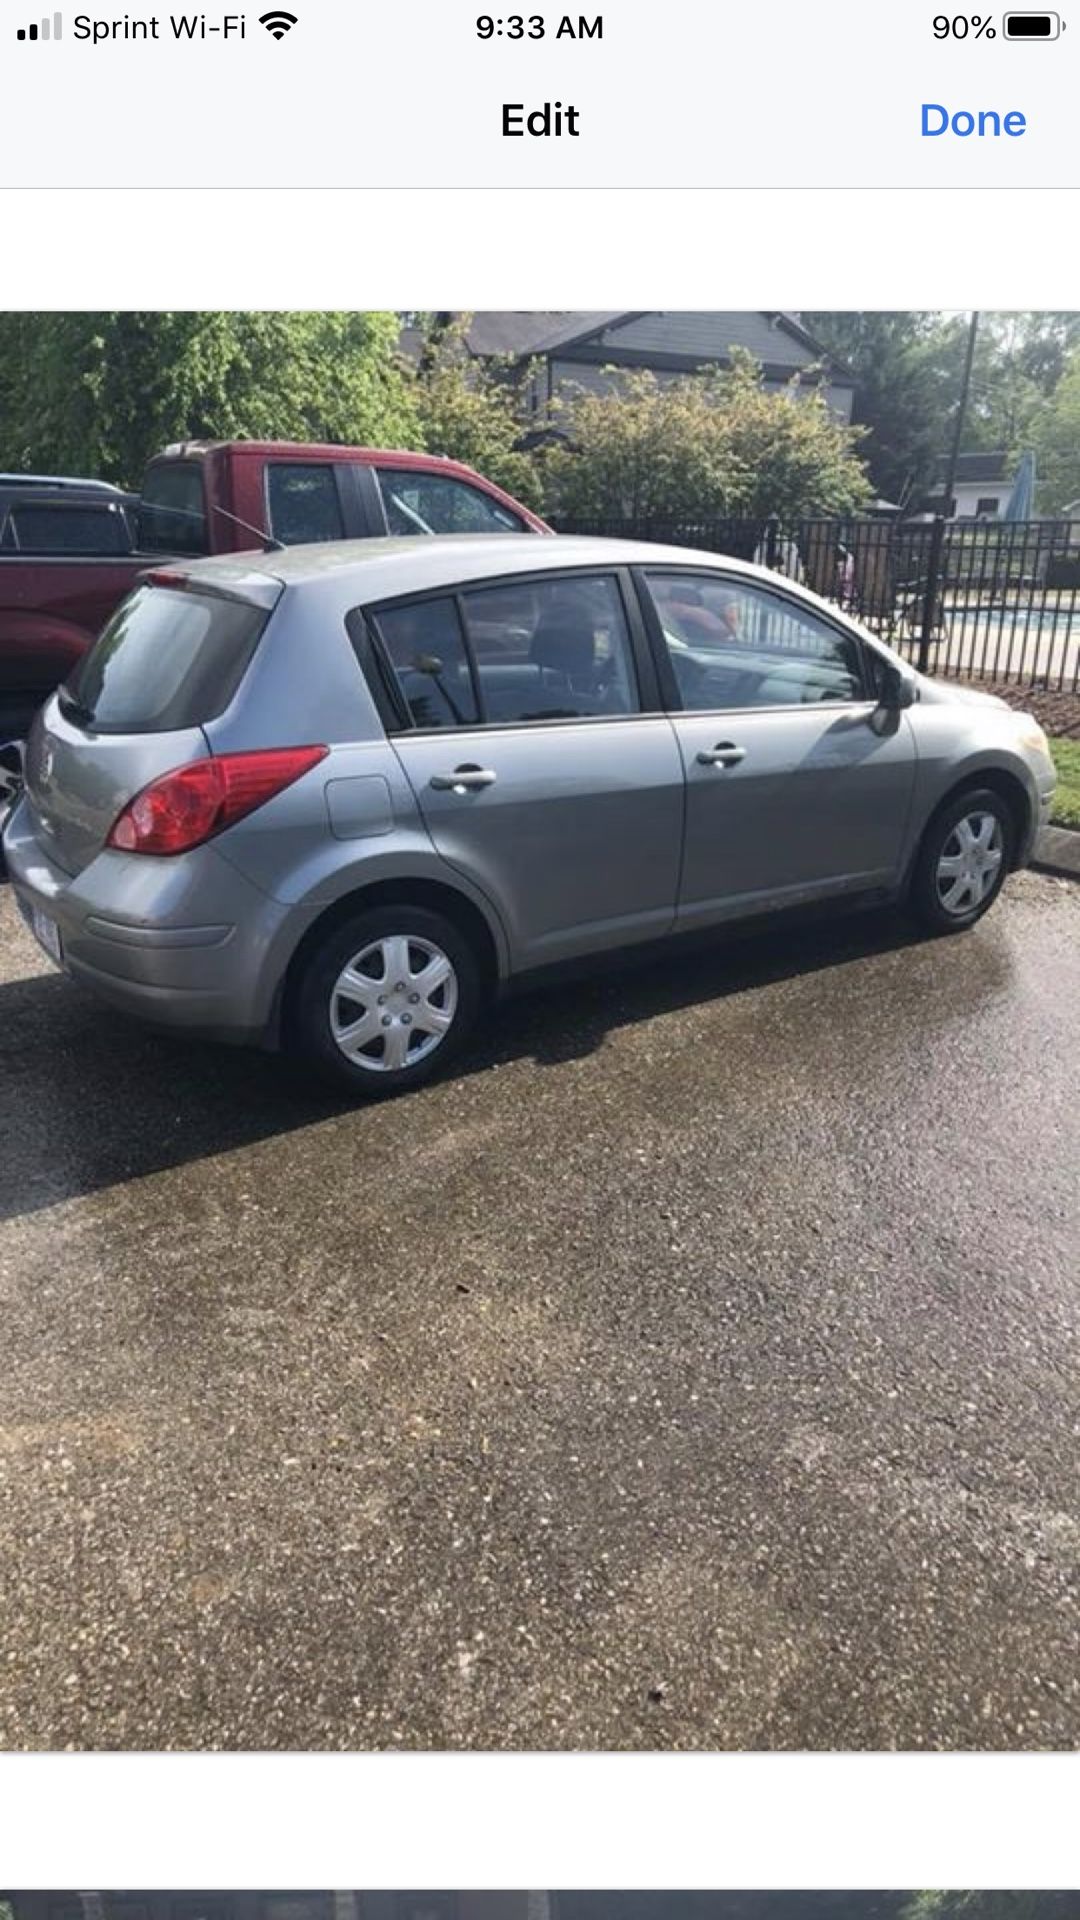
[139,462,208,554]
[375,468,526,536]
[266,463,345,545]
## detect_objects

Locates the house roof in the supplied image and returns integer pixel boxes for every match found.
[938,451,1011,485]
[401,312,851,378]
[464,311,628,356]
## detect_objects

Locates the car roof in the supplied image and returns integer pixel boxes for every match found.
[0,472,123,493]
[178,534,784,602]
[0,486,135,506]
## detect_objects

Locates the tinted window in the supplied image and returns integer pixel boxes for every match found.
[374,596,480,730]
[62,584,268,733]
[267,462,345,544]
[649,573,863,710]
[1,502,131,554]
[461,574,640,722]
[376,468,525,536]
[139,462,208,554]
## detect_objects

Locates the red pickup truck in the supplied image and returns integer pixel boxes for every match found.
[0,440,550,734]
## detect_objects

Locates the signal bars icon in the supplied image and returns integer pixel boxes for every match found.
[16,9,62,35]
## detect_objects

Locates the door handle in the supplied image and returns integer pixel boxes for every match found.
[429,764,497,793]
[696,743,746,768]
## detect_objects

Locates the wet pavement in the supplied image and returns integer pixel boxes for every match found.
[1,873,1078,1750]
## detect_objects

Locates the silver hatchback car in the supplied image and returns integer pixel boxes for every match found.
[3,535,1057,1095]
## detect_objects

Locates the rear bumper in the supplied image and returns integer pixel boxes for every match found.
[2,795,300,1043]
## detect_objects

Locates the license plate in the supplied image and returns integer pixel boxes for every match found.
[31,905,63,966]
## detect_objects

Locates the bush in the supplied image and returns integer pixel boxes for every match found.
[541,350,873,527]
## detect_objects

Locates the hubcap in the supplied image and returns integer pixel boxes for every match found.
[329,933,458,1073]
[935,810,1004,916]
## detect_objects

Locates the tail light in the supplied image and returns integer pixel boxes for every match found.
[107,746,328,855]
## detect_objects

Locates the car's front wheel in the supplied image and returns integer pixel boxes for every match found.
[909,786,1014,933]
[291,903,481,1095]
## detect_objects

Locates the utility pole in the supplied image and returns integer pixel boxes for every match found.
[920,309,979,673]
[941,310,980,517]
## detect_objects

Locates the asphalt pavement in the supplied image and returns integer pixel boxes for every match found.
[1,872,1078,1749]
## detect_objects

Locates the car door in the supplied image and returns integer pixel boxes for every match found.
[637,567,918,925]
[366,570,685,968]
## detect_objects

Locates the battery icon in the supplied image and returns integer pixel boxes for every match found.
[1003,10,1061,33]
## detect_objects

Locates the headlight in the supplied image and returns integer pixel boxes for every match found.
[1017,723,1049,755]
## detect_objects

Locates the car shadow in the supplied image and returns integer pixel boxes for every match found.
[0,900,991,1223]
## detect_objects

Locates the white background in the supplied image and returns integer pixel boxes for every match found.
[6,186,1080,310]
[0,1752,1079,1885]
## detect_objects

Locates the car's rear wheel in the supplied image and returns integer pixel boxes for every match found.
[292,904,481,1095]
[909,786,1013,933]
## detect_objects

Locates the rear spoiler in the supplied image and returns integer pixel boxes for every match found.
[135,566,283,612]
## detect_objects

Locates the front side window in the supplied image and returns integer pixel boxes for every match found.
[461,574,640,722]
[376,467,526,536]
[266,462,345,545]
[648,572,864,711]
[139,461,208,554]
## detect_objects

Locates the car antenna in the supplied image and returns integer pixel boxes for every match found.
[140,498,286,553]
[212,502,287,552]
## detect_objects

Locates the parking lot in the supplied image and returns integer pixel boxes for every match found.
[1,870,1078,1750]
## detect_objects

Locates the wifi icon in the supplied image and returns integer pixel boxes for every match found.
[259,8,296,34]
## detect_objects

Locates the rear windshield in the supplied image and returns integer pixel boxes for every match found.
[1,502,133,554]
[61,584,268,733]
[139,461,208,554]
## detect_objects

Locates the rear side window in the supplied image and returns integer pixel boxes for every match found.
[139,463,208,554]
[62,584,268,733]
[461,575,640,721]
[1,502,131,554]
[267,463,345,545]
[373,597,480,730]
[376,468,526,536]
[369,574,640,730]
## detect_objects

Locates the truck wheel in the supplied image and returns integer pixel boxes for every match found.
[908,787,1013,933]
[291,903,481,1096]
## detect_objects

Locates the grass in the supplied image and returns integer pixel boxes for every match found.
[1049,738,1080,830]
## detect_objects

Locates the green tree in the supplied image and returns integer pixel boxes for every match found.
[805,310,1080,504]
[803,311,970,504]
[1028,357,1080,511]
[903,1896,1080,1920]
[541,352,872,527]
[407,316,544,509]
[0,311,418,485]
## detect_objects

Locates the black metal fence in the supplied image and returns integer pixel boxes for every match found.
[552,513,1080,694]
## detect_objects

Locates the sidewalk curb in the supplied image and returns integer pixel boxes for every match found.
[1032,825,1080,881]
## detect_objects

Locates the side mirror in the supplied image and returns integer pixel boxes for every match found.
[880,662,917,710]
